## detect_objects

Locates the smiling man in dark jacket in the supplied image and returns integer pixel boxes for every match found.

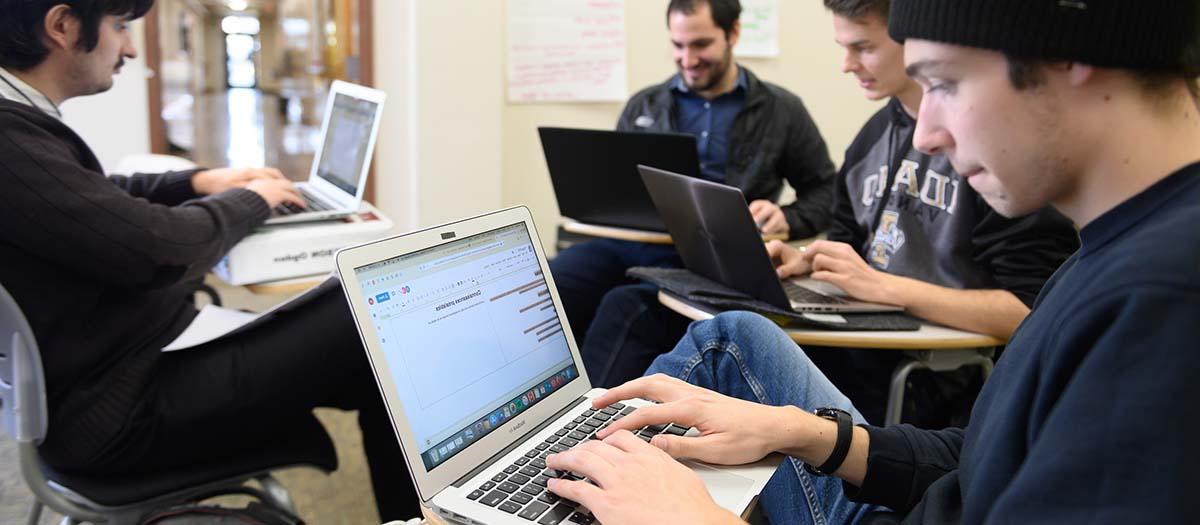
[549,0,837,343]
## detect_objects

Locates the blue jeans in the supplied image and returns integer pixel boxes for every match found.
[581,282,691,388]
[646,311,883,525]
[549,239,681,347]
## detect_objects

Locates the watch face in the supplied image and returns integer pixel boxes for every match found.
[815,407,851,419]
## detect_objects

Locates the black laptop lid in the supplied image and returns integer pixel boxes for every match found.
[539,127,701,232]
[638,165,792,309]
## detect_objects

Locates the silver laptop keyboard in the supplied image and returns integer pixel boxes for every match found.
[468,402,693,524]
[782,281,848,305]
[274,190,333,216]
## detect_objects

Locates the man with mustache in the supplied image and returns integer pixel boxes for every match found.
[0,1,418,519]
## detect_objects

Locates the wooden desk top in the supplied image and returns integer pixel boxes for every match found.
[243,274,328,295]
[659,291,1004,350]
[562,220,788,245]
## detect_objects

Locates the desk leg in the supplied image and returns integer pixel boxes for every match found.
[885,359,927,426]
[885,348,996,427]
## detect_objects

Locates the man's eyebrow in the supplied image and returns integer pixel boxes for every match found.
[905,59,945,80]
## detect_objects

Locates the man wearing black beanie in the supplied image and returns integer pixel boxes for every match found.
[532,1,1200,524]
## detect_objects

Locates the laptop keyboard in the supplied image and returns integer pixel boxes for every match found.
[467,402,693,524]
[782,281,848,305]
[273,190,332,216]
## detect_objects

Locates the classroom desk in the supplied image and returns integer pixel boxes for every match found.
[243,273,329,295]
[562,219,788,245]
[658,291,1002,426]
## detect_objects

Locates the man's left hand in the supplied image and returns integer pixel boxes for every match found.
[192,167,287,195]
[546,431,740,525]
[749,200,789,235]
[802,240,903,306]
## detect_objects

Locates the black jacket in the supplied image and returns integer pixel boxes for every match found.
[0,99,269,467]
[616,66,836,239]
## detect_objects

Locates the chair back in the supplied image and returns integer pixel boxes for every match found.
[0,283,48,446]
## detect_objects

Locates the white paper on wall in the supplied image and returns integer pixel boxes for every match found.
[738,0,779,58]
[506,0,627,103]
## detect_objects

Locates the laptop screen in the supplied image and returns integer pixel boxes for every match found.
[353,222,578,471]
[315,92,378,195]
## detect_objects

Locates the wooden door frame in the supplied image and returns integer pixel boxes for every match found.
[144,0,377,202]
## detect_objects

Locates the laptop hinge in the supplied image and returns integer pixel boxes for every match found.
[451,395,589,488]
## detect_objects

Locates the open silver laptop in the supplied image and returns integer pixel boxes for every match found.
[265,80,385,225]
[639,165,904,314]
[335,207,779,525]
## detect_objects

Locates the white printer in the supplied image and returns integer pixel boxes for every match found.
[215,201,395,285]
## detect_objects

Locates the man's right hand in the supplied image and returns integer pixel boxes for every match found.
[592,374,796,466]
[246,178,305,209]
[765,240,812,279]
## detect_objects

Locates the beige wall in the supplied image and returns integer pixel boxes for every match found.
[372,1,506,231]
[500,0,885,249]
[372,0,882,252]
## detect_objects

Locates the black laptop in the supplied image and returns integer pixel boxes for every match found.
[539,127,701,232]
[638,165,904,314]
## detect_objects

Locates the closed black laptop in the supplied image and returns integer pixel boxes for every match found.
[538,127,701,232]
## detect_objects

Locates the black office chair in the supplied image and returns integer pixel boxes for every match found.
[0,284,338,524]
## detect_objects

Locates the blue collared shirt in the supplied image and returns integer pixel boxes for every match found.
[671,68,747,183]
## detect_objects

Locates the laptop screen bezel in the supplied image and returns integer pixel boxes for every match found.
[334,206,593,503]
[306,80,387,209]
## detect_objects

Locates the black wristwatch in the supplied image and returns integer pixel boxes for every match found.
[803,407,853,477]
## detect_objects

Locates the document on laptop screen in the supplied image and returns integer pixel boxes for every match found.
[354,223,577,470]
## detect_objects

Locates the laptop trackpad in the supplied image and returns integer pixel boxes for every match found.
[687,462,756,513]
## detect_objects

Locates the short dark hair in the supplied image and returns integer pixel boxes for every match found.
[667,0,742,37]
[823,0,890,22]
[0,0,155,71]
[1006,55,1200,108]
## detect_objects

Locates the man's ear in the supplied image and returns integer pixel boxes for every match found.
[1065,62,1096,88]
[726,19,741,48]
[42,4,82,52]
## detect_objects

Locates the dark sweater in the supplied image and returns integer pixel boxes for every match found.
[830,98,1079,306]
[616,66,836,240]
[848,164,1200,523]
[0,100,270,467]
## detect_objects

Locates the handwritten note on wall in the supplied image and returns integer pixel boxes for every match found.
[506,0,627,103]
[738,0,779,58]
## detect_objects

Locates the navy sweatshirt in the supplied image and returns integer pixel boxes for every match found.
[847,164,1200,523]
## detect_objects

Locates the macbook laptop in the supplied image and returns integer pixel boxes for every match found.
[639,165,904,314]
[538,127,701,232]
[265,80,386,225]
[335,206,779,525]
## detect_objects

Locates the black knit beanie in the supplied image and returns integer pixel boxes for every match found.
[889,0,1200,74]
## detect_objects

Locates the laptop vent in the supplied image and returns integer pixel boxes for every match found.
[441,232,456,240]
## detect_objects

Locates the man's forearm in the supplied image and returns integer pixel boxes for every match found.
[884,276,1028,338]
[772,406,871,487]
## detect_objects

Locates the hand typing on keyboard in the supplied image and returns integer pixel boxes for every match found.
[768,239,903,307]
[545,431,740,525]
[542,374,801,525]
